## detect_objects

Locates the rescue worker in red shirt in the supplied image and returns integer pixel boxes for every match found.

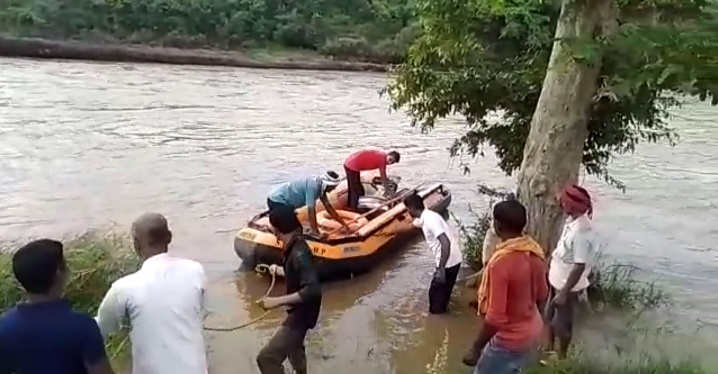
[343,149,401,211]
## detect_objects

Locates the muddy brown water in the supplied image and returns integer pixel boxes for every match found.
[1,57,717,372]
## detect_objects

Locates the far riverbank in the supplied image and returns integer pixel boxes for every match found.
[0,36,390,72]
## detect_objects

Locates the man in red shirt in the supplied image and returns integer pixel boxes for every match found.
[463,199,548,374]
[343,149,400,211]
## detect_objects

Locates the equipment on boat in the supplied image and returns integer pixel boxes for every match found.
[234,172,452,280]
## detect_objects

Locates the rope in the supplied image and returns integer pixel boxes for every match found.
[203,263,277,332]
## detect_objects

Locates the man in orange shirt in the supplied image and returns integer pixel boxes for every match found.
[343,149,401,211]
[463,199,549,374]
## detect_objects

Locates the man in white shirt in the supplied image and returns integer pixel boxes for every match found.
[404,192,463,314]
[95,213,208,374]
[544,185,596,360]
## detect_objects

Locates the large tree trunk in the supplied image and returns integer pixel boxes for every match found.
[516,0,618,254]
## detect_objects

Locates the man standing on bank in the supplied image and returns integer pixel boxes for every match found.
[257,205,322,374]
[404,192,463,314]
[463,200,548,374]
[0,239,115,374]
[95,213,208,374]
[544,184,597,361]
[344,149,401,211]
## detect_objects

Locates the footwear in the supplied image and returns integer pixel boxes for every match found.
[539,351,559,366]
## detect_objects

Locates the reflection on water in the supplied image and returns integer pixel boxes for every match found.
[1,57,717,372]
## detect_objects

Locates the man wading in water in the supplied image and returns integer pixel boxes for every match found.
[543,184,597,362]
[463,200,548,374]
[404,192,463,314]
[257,205,322,374]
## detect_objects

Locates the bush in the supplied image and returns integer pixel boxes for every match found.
[454,185,514,270]
[0,232,140,366]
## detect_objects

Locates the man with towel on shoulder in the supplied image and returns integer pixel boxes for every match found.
[267,171,351,237]
[463,199,549,374]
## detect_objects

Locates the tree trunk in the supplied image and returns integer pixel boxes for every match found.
[516,0,618,254]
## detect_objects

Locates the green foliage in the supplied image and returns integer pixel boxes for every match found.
[0,0,420,62]
[0,232,140,366]
[387,0,718,188]
[453,184,513,270]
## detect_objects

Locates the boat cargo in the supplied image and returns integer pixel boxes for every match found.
[234,173,452,280]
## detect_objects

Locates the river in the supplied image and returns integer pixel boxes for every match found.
[1,57,717,373]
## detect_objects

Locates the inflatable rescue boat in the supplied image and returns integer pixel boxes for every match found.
[234,174,452,280]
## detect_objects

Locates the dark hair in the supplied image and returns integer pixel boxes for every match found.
[12,239,65,295]
[492,200,527,234]
[388,151,401,163]
[269,205,302,234]
[403,192,425,210]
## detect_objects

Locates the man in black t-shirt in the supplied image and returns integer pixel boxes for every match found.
[256,206,322,374]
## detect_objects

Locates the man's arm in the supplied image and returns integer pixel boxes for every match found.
[274,250,321,306]
[533,257,550,311]
[472,263,509,353]
[319,194,350,230]
[94,284,125,338]
[81,318,117,374]
[306,182,321,234]
[436,233,451,271]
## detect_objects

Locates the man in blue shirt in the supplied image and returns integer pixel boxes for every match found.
[0,239,115,374]
[267,171,350,237]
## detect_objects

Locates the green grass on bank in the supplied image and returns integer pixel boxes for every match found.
[0,232,139,366]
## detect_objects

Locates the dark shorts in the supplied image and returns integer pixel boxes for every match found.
[256,325,309,374]
[428,263,461,314]
[543,287,579,337]
[344,165,365,212]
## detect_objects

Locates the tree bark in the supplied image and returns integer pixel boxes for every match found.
[516,0,618,254]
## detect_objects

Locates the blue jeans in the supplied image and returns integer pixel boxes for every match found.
[474,340,532,374]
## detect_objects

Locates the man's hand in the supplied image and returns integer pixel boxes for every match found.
[552,290,568,306]
[258,297,283,310]
[268,264,281,276]
[304,227,325,238]
[462,345,481,367]
[433,268,446,283]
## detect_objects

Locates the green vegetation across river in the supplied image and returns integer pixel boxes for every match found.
[0,0,418,64]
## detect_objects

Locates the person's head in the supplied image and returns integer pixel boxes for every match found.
[386,151,401,165]
[559,184,593,218]
[319,170,341,194]
[12,239,67,298]
[403,192,425,218]
[131,212,172,259]
[268,205,303,243]
[492,199,527,240]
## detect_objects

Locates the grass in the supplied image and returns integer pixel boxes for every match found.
[0,232,140,367]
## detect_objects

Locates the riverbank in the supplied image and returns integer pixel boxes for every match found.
[0,233,708,373]
[0,36,390,72]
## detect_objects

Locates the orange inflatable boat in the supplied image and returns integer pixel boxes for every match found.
[234,173,452,280]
